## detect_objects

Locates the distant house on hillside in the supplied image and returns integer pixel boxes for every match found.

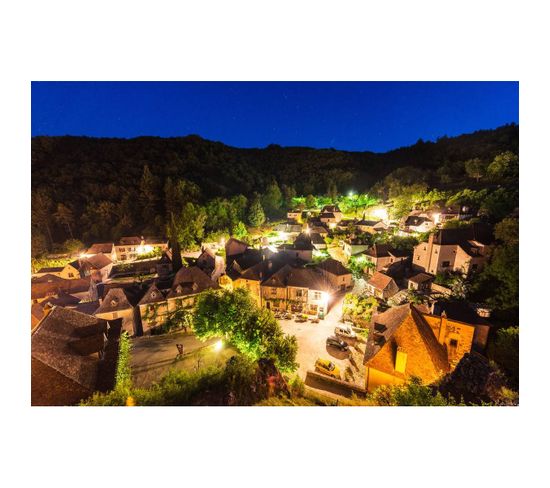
[356,219,388,234]
[320,205,343,222]
[278,234,314,262]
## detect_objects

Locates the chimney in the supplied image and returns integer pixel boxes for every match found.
[395,347,407,373]
[438,311,448,344]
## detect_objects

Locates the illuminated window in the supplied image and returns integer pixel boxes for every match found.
[313,291,322,300]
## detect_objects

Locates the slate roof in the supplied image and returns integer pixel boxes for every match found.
[286,267,332,292]
[364,243,392,258]
[367,272,396,291]
[431,223,493,246]
[261,264,294,288]
[86,253,113,269]
[86,243,114,255]
[167,266,217,298]
[143,237,168,246]
[31,276,92,301]
[405,215,432,227]
[320,212,336,219]
[316,258,351,276]
[321,205,341,213]
[94,288,137,314]
[118,236,141,246]
[32,307,109,404]
[138,283,168,305]
[309,232,326,245]
[356,220,380,227]
[363,304,449,382]
[408,272,434,284]
[36,266,64,274]
[431,301,491,326]
[32,273,65,284]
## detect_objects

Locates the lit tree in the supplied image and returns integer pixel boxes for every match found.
[305,194,316,209]
[464,158,487,182]
[247,193,266,227]
[262,179,283,217]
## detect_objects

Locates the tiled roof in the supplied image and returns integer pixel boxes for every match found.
[32,307,109,403]
[31,276,91,300]
[364,243,392,258]
[286,267,331,292]
[138,283,168,305]
[432,224,493,246]
[86,253,113,269]
[363,304,449,382]
[367,272,395,291]
[36,266,64,274]
[405,215,431,227]
[167,266,217,298]
[94,288,136,314]
[86,243,114,254]
[408,272,434,284]
[118,236,141,246]
[316,258,351,276]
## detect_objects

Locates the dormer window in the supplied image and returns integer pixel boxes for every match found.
[110,298,118,306]
[176,285,183,294]
[150,291,157,299]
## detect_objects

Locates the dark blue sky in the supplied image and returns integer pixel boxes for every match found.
[31,81,518,152]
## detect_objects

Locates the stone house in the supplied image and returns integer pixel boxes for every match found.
[342,237,370,258]
[366,272,399,300]
[278,234,314,262]
[320,205,343,222]
[94,286,144,336]
[412,225,492,275]
[315,258,353,291]
[363,304,449,391]
[362,244,409,275]
[363,302,492,391]
[356,219,388,234]
[402,214,435,233]
[34,261,82,280]
[407,272,434,292]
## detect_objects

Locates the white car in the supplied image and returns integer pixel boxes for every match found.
[334,325,357,339]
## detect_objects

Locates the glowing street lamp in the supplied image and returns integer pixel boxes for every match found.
[372,207,388,222]
[213,340,223,352]
[432,213,441,225]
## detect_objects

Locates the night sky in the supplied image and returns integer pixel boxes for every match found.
[31,81,518,153]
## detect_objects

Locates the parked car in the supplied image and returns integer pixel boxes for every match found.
[315,358,341,379]
[326,335,349,351]
[295,315,308,323]
[309,317,320,324]
[334,325,357,339]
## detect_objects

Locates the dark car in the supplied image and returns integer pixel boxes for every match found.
[326,335,349,351]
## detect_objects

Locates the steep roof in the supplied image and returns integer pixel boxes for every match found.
[364,243,392,258]
[316,258,351,276]
[408,272,434,284]
[31,276,91,300]
[309,232,326,245]
[118,236,141,246]
[86,253,113,270]
[320,212,336,219]
[167,266,217,298]
[430,301,491,326]
[405,215,432,227]
[225,237,249,257]
[94,287,143,314]
[261,264,294,288]
[36,266,64,274]
[363,304,449,382]
[432,223,493,246]
[32,307,109,404]
[138,283,168,305]
[286,267,331,292]
[321,205,341,213]
[356,219,380,227]
[367,272,396,291]
[86,243,114,255]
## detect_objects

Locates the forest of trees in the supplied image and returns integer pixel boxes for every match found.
[31,123,518,254]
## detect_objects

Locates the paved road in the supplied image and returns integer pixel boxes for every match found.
[279,293,367,394]
[130,332,220,388]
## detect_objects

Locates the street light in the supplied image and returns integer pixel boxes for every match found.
[213,340,223,352]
